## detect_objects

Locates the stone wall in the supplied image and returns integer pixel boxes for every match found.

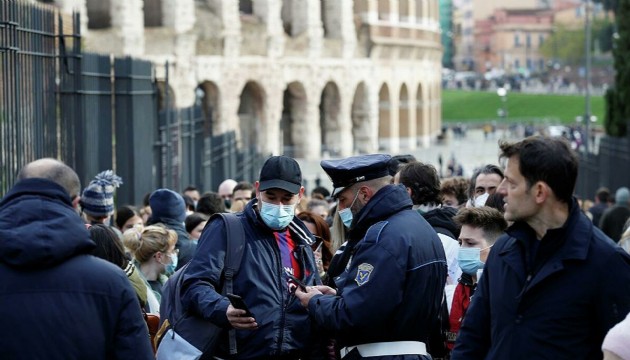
[70,0,443,160]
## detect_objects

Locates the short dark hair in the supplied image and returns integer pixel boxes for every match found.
[311,186,330,199]
[453,207,508,244]
[196,192,226,216]
[185,212,210,234]
[183,185,199,193]
[499,136,577,204]
[233,181,254,194]
[484,192,505,214]
[388,154,417,176]
[398,161,441,206]
[595,187,610,203]
[182,194,195,211]
[468,164,504,199]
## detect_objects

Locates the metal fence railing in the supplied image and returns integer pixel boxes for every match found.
[1,1,279,203]
[1,1,58,194]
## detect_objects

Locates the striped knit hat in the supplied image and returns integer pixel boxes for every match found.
[80,170,123,217]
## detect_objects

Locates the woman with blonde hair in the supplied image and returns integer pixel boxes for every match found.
[123,225,178,313]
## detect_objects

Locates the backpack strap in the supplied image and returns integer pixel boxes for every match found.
[210,213,247,356]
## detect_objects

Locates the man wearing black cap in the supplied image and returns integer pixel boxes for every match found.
[181,156,323,359]
[296,154,447,359]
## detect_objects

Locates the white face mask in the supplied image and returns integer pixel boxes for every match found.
[473,192,490,207]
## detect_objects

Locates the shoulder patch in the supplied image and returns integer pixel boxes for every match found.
[355,263,374,286]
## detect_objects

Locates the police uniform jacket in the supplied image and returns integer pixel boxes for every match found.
[182,199,322,359]
[308,184,447,349]
[451,199,630,360]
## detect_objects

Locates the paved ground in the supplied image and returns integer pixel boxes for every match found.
[296,128,507,193]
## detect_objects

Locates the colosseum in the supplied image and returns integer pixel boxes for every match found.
[56,0,442,160]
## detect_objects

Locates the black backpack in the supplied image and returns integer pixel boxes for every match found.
[155,213,246,359]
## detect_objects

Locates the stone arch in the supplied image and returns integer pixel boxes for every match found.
[416,83,424,141]
[351,82,371,154]
[415,0,423,22]
[281,0,307,36]
[378,0,391,21]
[399,0,410,22]
[87,0,111,29]
[197,81,220,136]
[144,0,163,27]
[238,81,266,152]
[399,84,411,147]
[239,0,254,15]
[319,81,341,156]
[378,83,391,151]
[280,82,308,158]
[321,0,341,38]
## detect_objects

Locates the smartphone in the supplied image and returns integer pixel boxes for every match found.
[287,274,307,292]
[227,293,253,317]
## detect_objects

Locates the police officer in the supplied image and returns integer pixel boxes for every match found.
[296,154,447,360]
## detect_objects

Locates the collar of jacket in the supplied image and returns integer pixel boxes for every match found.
[348,184,413,242]
[498,197,591,290]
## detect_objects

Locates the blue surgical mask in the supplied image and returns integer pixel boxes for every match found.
[260,200,295,230]
[164,253,178,275]
[458,246,490,275]
[338,190,360,228]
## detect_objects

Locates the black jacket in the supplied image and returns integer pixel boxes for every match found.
[0,179,153,360]
[452,200,630,359]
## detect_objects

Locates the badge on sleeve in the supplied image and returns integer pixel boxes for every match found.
[355,263,374,286]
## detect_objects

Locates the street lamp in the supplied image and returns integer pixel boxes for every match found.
[497,87,508,120]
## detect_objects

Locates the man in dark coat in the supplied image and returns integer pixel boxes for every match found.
[182,156,323,359]
[296,154,447,360]
[599,187,630,242]
[0,158,153,360]
[451,137,630,359]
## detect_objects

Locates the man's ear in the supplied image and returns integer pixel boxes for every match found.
[72,196,81,210]
[533,182,549,204]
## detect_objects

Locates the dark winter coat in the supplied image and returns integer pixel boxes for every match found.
[308,185,447,357]
[451,200,630,360]
[182,199,322,359]
[0,178,153,360]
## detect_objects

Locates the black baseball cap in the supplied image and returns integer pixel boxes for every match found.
[259,156,303,194]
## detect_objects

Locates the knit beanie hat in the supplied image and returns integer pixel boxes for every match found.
[615,187,630,205]
[149,189,186,223]
[80,170,123,217]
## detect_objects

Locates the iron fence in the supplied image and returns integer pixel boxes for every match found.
[1,1,58,195]
[1,1,269,203]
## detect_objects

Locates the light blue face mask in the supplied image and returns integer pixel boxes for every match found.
[338,190,360,228]
[260,200,295,230]
[164,253,178,275]
[458,246,491,275]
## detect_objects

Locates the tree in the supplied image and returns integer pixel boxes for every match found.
[605,0,630,136]
[540,20,611,66]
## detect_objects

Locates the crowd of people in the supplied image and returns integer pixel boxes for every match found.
[1,135,630,359]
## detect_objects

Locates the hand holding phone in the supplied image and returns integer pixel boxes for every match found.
[227,293,253,317]
[287,274,307,292]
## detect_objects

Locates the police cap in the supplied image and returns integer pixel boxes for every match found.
[320,154,392,198]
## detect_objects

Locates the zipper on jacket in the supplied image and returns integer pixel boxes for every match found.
[272,236,287,354]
